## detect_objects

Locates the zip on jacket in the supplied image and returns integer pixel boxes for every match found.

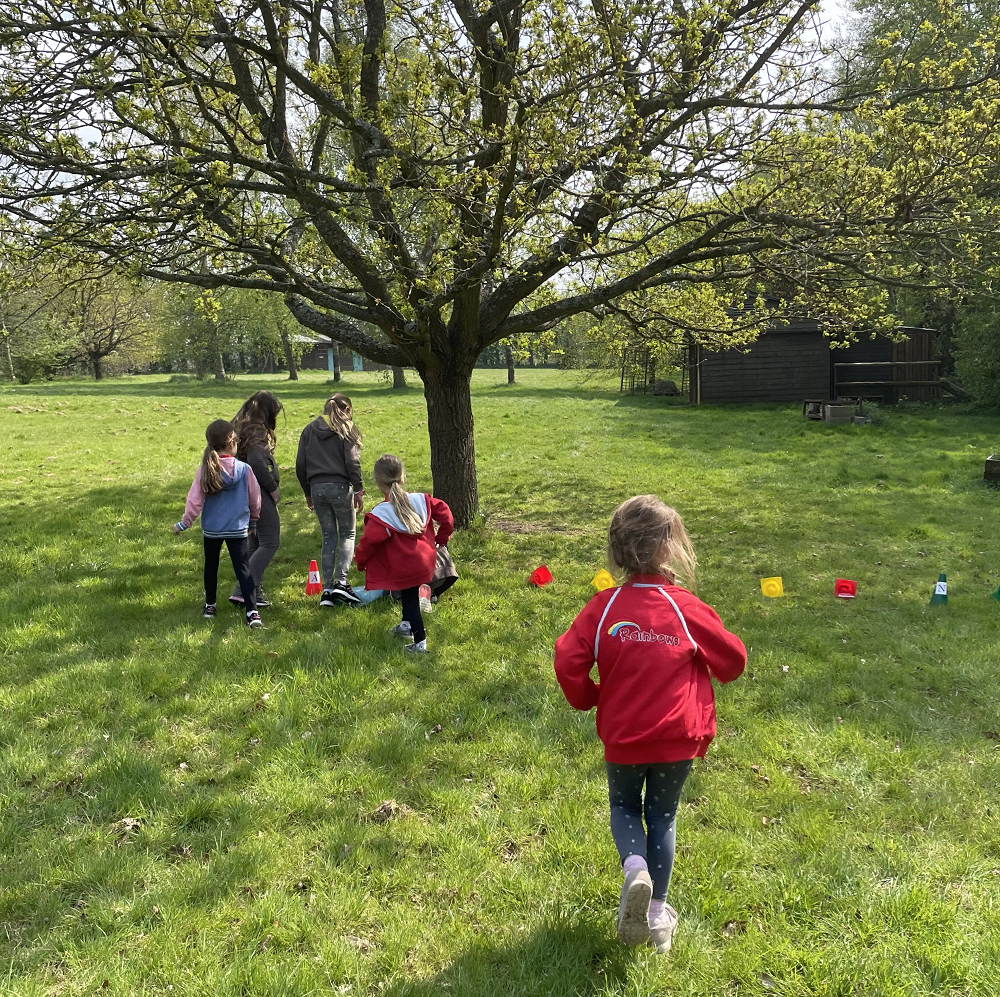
[177,455,261,538]
[554,575,746,764]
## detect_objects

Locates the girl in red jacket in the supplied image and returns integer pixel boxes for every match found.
[554,495,746,953]
[354,454,453,653]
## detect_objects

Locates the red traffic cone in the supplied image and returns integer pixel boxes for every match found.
[529,564,553,587]
[305,559,322,595]
[834,578,858,599]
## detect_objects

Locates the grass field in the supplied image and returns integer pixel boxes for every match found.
[3,369,1000,997]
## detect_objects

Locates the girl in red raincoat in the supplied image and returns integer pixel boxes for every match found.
[354,454,453,652]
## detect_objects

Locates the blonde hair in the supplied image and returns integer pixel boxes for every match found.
[607,495,697,590]
[373,454,424,535]
[322,393,362,447]
[201,419,236,496]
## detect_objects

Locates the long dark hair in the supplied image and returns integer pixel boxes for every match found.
[237,419,273,461]
[232,390,283,433]
[201,419,236,496]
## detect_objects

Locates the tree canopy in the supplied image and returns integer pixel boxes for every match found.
[0,0,998,521]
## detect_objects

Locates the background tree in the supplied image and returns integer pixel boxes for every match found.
[160,286,308,378]
[1,1,998,522]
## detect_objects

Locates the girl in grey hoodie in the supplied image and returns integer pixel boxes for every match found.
[295,393,364,605]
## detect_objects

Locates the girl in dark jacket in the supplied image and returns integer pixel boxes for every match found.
[230,391,283,607]
[295,393,365,606]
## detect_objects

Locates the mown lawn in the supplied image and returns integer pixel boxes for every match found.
[2,369,1000,997]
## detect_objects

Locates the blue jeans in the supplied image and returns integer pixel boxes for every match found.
[310,481,355,587]
[606,759,693,900]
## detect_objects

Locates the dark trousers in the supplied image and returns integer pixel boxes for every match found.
[606,759,693,900]
[204,536,256,611]
[399,586,425,642]
[232,492,280,596]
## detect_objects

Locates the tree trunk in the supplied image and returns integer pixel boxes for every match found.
[280,327,298,380]
[424,366,478,528]
[505,344,515,384]
[93,355,104,380]
[332,343,342,382]
[392,365,406,389]
[210,327,226,381]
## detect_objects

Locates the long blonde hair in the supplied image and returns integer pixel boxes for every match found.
[201,419,236,496]
[607,495,697,590]
[322,393,362,447]
[373,454,424,535]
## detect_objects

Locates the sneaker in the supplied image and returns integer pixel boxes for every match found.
[648,903,678,955]
[229,588,244,605]
[419,584,433,613]
[245,611,263,628]
[388,621,412,638]
[203,603,217,619]
[333,582,360,605]
[404,640,428,653]
[616,867,652,946]
[255,587,270,608]
[319,589,338,607]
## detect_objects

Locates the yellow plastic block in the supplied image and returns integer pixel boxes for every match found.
[760,576,784,598]
[591,569,616,592]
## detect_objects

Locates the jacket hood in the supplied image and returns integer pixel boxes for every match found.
[369,493,429,533]
[218,454,240,490]
[310,415,339,439]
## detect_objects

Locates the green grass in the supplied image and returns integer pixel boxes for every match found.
[3,369,1000,996]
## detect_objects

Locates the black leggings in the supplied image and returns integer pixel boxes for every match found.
[204,536,256,611]
[399,586,425,642]
[606,759,693,900]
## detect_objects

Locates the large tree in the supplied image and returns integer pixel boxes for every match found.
[0,1,997,523]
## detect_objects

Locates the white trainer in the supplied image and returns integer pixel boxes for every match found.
[388,621,412,637]
[648,903,678,954]
[616,867,652,946]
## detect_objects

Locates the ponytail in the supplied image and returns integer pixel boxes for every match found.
[373,454,424,535]
[201,419,235,496]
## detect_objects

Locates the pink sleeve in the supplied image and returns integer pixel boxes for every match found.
[182,469,205,527]
[247,468,261,523]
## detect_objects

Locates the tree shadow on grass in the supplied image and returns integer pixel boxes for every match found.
[383,918,634,997]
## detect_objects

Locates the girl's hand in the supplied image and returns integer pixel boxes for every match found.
[353,492,364,512]
[271,488,280,505]
[172,523,181,534]
[306,497,314,511]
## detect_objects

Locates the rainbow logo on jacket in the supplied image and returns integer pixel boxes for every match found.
[607,621,641,637]
[607,621,681,646]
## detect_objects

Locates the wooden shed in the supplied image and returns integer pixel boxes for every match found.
[297,335,390,373]
[688,324,938,404]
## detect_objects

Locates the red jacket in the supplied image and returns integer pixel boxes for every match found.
[354,493,454,590]
[554,575,746,764]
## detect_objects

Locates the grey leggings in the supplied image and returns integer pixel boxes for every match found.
[311,481,356,587]
[230,491,279,597]
[607,759,693,900]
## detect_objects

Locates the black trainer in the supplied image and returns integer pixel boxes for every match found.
[319,589,338,607]
[255,587,271,608]
[203,604,217,618]
[333,582,360,605]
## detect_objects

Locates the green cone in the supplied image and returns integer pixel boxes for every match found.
[929,573,947,606]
